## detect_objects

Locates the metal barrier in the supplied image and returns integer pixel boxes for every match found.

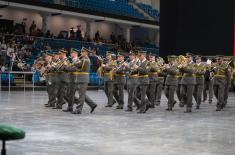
[0,71,35,92]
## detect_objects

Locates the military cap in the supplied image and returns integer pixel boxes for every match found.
[186,52,193,57]
[71,48,79,53]
[129,50,137,56]
[138,51,147,55]
[167,55,177,59]
[117,52,125,57]
[58,49,67,54]
[149,53,157,57]
[106,51,113,55]
[81,47,90,53]
[195,55,201,59]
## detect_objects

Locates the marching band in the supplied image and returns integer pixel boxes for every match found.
[33,47,234,114]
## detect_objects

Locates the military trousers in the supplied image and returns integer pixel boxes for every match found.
[193,84,204,106]
[164,85,177,108]
[147,81,157,107]
[214,84,225,109]
[138,84,149,113]
[127,83,139,110]
[56,81,67,108]
[75,83,97,113]
[113,83,125,107]
[104,81,114,106]
[47,81,58,106]
[155,82,164,105]
[180,84,195,108]
[203,80,213,102]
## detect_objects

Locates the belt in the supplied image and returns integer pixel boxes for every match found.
[104,73,111,76]
[168,75,178,78]
[114,74,125,77]
[214,75,226,78]
[148,72,158,75]
[195,75,204,78]
[138,75,148,78]
[129,74,138,78]
[71,72,89,75]
[183,73,195,77]
[158,76,164,79]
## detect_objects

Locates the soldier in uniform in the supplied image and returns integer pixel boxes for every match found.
[113,52,127,109]
[180,53,196,113]
[193,55,206,109]
[71,47,97,114]
[203,59,215,104]
[54,50,70,109]
[45,53,60,108]
[102,52,117,107]
[136,51,150,113]
[213,55,230,111]
[43,53,58,108]
[155,57,165,106]
[147,53,158,108]
[126,51,140,111]
[164,55,179,111]
[223,57,232,107]
[63,48,80,112]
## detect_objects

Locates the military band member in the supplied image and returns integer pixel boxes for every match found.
[126,51,140,111]
[164,55,179,111]
[71,47,97,114]
[43,53,57,107]
[45,53,60,108]
[180,53,196,113]
[53,50,70,109]
[63,48,80,112]
[136,51,150,113]
[213,55,230,111]
[203,60,214,104]
[193,55,206,109]
[154,57,165,106]
[102,52,117,107]
[147,53,158,108]
[223,57,232,107]
[113,52,127,109]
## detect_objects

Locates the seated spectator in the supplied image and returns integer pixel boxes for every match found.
[46,30,52,38]
[58,31,64,39]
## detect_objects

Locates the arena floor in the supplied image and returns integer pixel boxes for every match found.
[0,90,235,155]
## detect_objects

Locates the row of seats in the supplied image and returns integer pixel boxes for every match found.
[137,3,160,21]
[39,0,146,20]
[1,73,14,84]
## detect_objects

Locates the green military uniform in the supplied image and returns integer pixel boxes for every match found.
[203,65,214,104]
[126,52,140,111]
[177,70,183,106]
[72,48,97,114]
[137,51,150,113]
[213,55,230,111]
[224,58,232,106]
[102,53,117,107]
[147,54,158,108]
[164,55,179,111]
[193,56,206,109]
[113,52,126,109]
[44,56,58,107]
[180,53,196,113]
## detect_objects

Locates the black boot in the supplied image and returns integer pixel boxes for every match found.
[63,107,73,112]
[184,107,192,113]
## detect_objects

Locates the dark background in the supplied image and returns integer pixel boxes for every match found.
[160,0,234,57]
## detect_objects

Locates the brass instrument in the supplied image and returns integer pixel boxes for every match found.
[177,55,187,69]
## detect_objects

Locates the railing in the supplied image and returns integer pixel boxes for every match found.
[0,71,35,92]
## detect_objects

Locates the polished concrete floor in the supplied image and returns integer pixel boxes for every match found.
[0,90,235,155]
